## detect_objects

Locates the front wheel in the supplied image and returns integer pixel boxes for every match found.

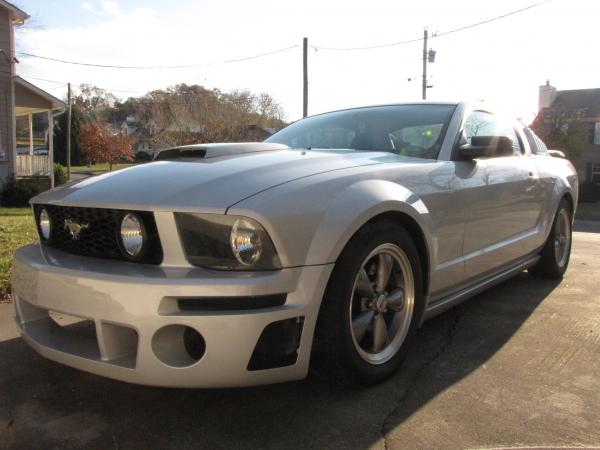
[314,220,424,385]
[529,198,573,279]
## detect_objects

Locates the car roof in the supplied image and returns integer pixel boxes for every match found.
[303,101,462,119]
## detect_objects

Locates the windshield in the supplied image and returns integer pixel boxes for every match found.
[266,104,456,160]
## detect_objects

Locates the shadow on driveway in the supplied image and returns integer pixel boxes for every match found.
[573,219,600,233]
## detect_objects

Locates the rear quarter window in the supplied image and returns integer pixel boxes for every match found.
[523,128,548,155]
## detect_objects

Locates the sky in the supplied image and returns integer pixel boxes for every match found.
[11,0,600,123]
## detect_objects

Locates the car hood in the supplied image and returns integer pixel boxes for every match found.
[33,149,388,213]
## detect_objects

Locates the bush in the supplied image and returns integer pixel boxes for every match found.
[0,177,47,207]
[134,151,153,163]
[54,163,67,186]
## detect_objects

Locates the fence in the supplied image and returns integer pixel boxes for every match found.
[16,154,50,176]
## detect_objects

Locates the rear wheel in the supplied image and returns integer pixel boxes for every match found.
[529,198,572,279]
[314,220,424,385]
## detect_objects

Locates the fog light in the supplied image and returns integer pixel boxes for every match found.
[120,213,145,257]
[39,208,51,240]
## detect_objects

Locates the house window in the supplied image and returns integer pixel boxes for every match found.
[592,163,600,183]
[590,122,600,145]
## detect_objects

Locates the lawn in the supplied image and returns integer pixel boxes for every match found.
[0,208,37,302]
[71,163,133,172]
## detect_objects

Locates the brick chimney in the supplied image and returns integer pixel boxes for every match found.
[538,80,557,112]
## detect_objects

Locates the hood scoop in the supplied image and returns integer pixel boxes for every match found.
[154,142,289,161]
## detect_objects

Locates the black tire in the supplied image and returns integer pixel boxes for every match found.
[313,219,424,385]
[529,198,573,279]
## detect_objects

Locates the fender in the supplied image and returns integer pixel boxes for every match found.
[538,158,578,244]
[304,179,434,267]
[228,173,435,270]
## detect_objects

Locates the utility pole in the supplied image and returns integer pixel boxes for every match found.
[422,28,428,100]
[66,82,71,180]
[303,37,308,117]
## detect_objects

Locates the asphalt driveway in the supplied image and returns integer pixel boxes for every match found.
[1,222,599,449]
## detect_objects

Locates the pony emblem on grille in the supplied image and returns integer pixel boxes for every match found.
[64,218,89,240]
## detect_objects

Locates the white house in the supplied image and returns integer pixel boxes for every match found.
[0,0,65,189]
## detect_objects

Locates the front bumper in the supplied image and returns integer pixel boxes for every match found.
[11,244,333,388]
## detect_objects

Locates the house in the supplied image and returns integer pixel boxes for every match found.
[120,116,139,136]
[0,0,65,189]
[116,116,162,154]
[537,80,600,184]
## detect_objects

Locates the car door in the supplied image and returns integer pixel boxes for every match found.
[454,111,545,283]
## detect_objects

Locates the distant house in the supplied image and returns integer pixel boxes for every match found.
[537,80,600,184]
[165,119,203,134]
[131,127,153,154]
[120,115,138,136]
[0,0,65,188]
[116,116,165,155]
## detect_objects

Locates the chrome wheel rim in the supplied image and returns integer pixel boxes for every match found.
[349,243,415,365]
[554,208,571,268]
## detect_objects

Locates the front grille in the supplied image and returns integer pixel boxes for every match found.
[34,205,163,264]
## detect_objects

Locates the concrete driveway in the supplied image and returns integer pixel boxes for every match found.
[1,223,599,449]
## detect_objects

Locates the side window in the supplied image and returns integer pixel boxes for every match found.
[523,128,549,155]
[534,134,548,154]
[463,111,522,155]
[523,128,539,153]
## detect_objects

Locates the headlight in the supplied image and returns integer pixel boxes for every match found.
[119,213,146,258]
[175,213,281,270]
[38,208,51,240]
[230,218,263,266]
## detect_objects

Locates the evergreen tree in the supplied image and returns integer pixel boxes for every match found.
[53,105,85,166]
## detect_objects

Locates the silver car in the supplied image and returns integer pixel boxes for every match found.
[11,102,577,387]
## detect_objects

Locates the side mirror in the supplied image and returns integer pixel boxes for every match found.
[457,136,514,160]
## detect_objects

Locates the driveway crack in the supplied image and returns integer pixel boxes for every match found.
[380,307,463,449]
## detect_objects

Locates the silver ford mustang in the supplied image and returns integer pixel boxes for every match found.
[11,102,578,387]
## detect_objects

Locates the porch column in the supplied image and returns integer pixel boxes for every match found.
[28,112,33,175]
[48,110,54,188]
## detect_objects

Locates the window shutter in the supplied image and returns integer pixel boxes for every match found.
[586,162,593,182]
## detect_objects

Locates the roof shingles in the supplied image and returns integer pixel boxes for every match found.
[550,88,600,119]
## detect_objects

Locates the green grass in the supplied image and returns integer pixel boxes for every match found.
[71,163,133,172]
[0,208,37,302]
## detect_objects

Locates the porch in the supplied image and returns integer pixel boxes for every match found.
[14,76,65,186]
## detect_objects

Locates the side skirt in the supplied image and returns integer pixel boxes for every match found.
[421,254,540,323]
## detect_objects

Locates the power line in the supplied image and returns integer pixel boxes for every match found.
[312,0,552,51]
[434,0,552,39]
[18,73,264,100]
[19,74,159,94]
[17,45,298,70]
[17,74,66,84]
[46,84,68,90]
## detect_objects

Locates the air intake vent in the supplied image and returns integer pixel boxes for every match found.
[154,142,288,161]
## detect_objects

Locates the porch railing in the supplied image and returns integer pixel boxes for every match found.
[16,154,51,177]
